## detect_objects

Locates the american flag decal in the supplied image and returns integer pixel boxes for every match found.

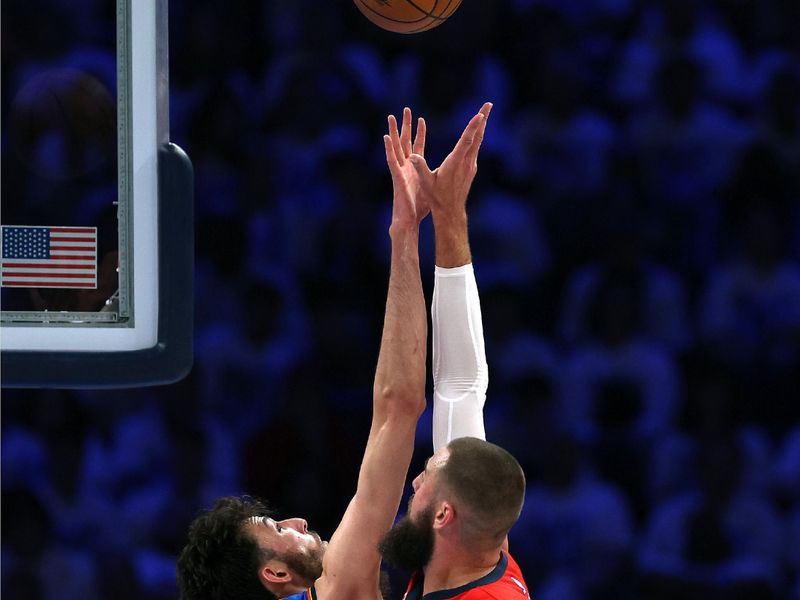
[1,225,98,289]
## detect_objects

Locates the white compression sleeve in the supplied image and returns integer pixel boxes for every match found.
[432,263,488,452]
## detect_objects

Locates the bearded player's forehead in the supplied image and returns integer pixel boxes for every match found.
[427,447,451,471]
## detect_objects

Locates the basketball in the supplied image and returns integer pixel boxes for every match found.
[353,0,463,34]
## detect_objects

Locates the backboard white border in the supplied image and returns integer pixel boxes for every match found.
[1,0,160,352]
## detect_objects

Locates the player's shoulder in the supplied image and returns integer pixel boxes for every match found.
[282,589,314,600]
[472,580,530,599]
[503,552,526,580]
[503,552,530,598]
[314,575,383,600]
[483,552,530,599]
[451,584,528,600]
[451,553,530,600]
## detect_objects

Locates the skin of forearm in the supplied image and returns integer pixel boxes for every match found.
[374,225,428,412]
[432,209,471,268]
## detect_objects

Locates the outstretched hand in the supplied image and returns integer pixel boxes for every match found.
[408,102,492,220]
[384,107,429,229]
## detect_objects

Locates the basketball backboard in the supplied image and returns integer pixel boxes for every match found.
[1,0,193,387]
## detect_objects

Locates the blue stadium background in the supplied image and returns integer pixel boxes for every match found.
[2,0,800,598]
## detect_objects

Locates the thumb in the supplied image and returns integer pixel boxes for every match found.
[408,153,430,175]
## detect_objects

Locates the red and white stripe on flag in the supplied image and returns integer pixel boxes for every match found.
[1,225,98,289]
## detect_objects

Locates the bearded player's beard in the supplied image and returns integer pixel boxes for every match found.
[378,506,435,572]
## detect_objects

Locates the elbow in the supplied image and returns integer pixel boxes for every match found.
[435,373,488,400]
[374,384,426,420]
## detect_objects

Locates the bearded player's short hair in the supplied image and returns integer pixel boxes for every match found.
[439,437,525,547]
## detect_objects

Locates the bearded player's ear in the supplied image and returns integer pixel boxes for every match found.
[433,501,455,530]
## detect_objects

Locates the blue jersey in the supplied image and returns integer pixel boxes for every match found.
[284,587,316,600]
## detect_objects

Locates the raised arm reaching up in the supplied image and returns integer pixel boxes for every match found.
[310,107,430,600]
[380,104,529,600]
[409,103,493,451]
[177,108,431,600]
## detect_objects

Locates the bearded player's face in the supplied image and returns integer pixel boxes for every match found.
[408,446,450,519]
[379,447,451,571]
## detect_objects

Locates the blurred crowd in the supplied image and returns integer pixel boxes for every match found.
[2,0,800,598]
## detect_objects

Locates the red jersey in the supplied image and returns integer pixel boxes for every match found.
[401,551,530,600]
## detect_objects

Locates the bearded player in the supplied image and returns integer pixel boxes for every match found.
[379,102,530,600]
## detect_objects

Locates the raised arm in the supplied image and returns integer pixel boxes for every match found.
[410,102,491,268]
[315,108,428,600]
[409,103,492,451]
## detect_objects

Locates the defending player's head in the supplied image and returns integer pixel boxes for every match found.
[177,496,326,600]
[439,437,526,545]
[380,437,525,571]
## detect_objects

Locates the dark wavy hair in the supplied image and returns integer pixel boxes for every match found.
[176,496,277,600]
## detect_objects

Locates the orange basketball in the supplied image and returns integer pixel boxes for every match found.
[354,0,463,34]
